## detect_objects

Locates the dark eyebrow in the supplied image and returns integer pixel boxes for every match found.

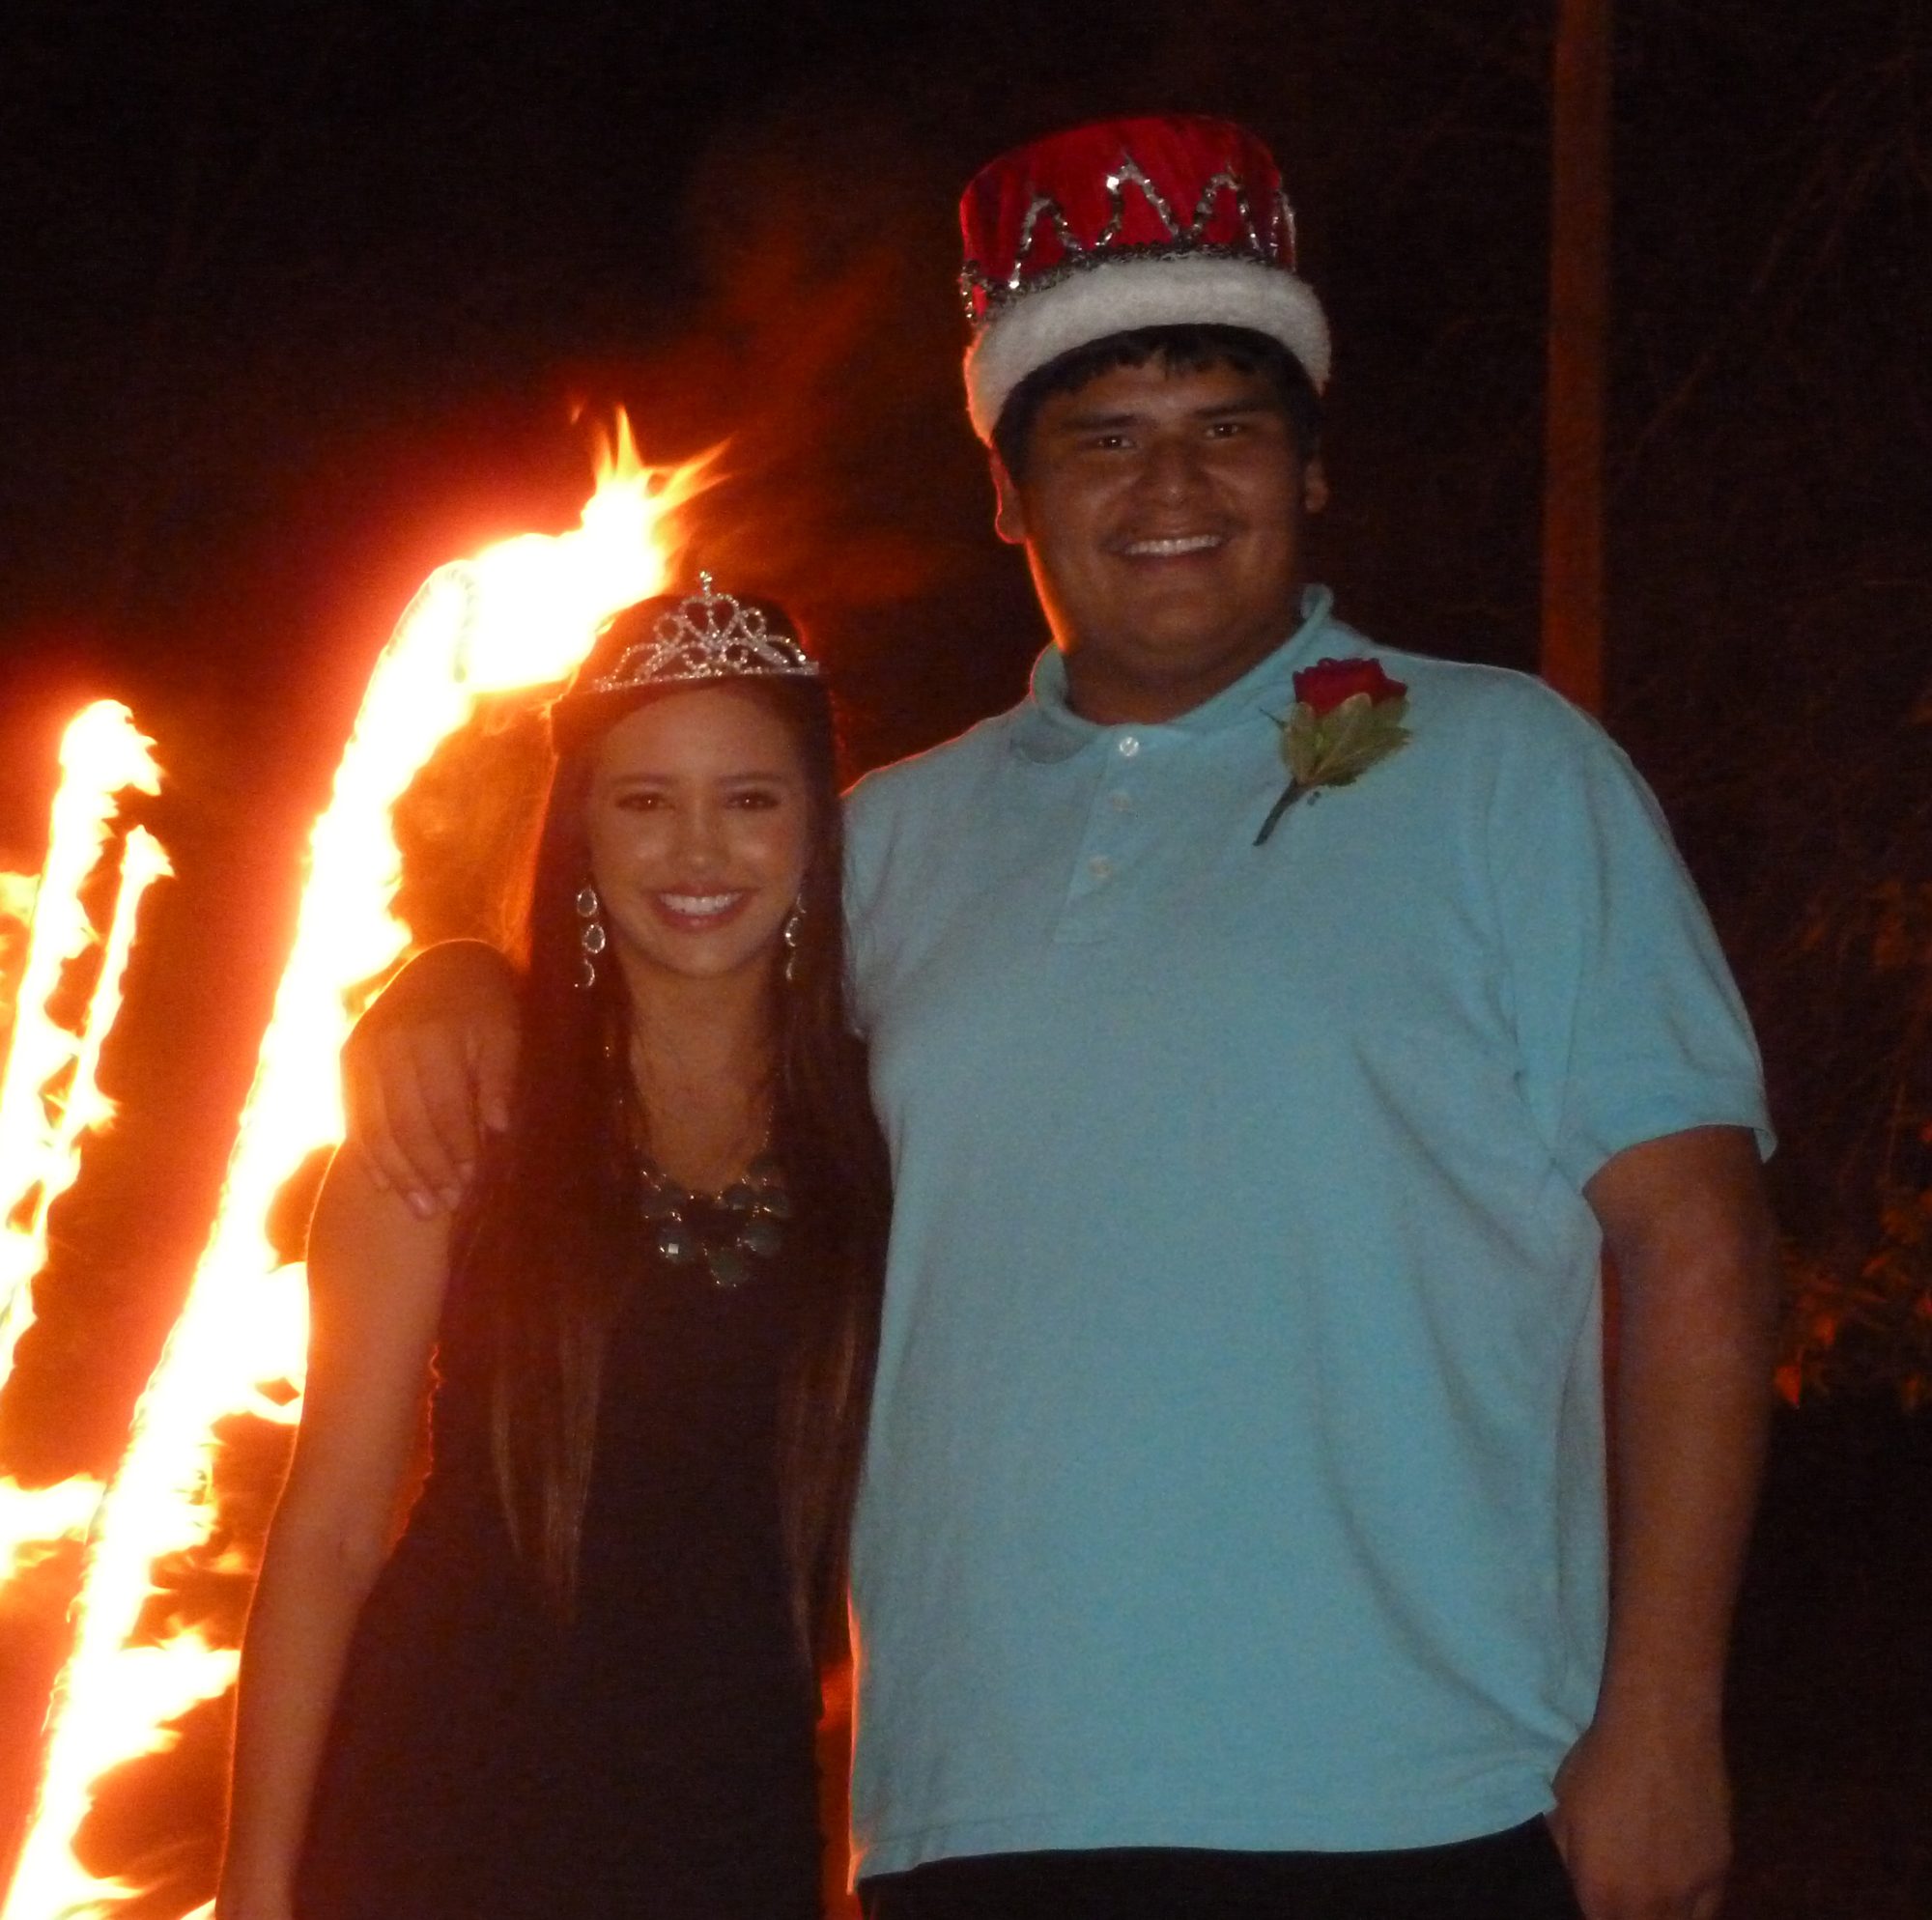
[1054,406,1144,433]
[604,769,797,784]
[1054,397,1278,433]
[1193,400,1278,422]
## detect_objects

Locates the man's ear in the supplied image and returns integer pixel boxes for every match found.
[990,453,1029,546]
[1303,456,1329,517]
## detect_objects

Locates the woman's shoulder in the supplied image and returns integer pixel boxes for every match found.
[306,1143,458,1321]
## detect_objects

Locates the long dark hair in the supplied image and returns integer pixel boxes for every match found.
[450,611,888,1658]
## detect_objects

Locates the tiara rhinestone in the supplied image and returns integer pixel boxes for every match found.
[589,574,819,692]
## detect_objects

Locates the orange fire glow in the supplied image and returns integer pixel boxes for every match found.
[0,871,38,1039]
[0,418,706,1920]
[0,704,167,1398]
[0,708,170,1615]
[0,1478,102,1585]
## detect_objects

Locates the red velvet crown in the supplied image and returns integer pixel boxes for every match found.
[959,114,1296,324]
[956,114,1330,443]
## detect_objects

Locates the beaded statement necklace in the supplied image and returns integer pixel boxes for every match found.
[637,1150,790,1289]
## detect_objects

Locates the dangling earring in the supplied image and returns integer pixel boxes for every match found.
[575,882,608,990]
[781,900,805,984]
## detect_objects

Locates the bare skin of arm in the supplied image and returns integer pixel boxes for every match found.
[213,1146,452,1920]
[1551,1124,1779,1920]
[341,940,521,1215]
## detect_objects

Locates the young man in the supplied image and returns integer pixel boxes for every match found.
[348,117,1776,1920]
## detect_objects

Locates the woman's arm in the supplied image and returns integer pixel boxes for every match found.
[214,1144,453,1920]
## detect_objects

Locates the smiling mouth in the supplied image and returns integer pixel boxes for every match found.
[657,891,745,919]
[1121,533,1226,557]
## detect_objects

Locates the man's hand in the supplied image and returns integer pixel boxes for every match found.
[1557,1124,1777,1919]
[1550,1708,1730,1920]
[342,940,520,1215]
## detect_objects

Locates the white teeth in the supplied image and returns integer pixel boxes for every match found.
[1125,534,1223,556]
[661,892,738,917]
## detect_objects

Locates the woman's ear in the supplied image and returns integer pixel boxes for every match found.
[1303,457,1329,517]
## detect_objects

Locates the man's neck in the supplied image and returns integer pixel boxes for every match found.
[1060,610,1304,725]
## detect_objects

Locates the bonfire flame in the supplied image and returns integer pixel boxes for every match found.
[0,872,39,1037]
[0,706,170,1611]
[0,418,704,1920]
[0,705,167,1397]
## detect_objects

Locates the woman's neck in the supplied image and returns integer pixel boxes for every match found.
[620,960,777,1193]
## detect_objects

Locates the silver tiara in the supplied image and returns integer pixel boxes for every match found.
[589,575,819,691]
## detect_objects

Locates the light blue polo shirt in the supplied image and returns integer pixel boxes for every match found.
[841,586,1771,1877]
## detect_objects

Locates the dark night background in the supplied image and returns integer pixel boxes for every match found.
[0,2,1927,1914]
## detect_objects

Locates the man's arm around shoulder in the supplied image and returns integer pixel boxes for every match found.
[341,939,520,1215]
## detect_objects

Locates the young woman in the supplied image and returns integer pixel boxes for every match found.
[216,580,890,1920]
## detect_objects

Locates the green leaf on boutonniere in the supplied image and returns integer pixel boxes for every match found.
[1255,661,1413,845]
[1283,691,1411,789]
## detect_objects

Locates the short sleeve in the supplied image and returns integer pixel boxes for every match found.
[839,776,893,1039]
[1484,691,1774,1191]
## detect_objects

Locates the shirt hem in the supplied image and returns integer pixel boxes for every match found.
[850,1779,1557,1884]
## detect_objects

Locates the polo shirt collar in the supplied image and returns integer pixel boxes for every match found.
[1011,583,1339,763]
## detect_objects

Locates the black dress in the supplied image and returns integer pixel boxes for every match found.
[294,1238,823,1920]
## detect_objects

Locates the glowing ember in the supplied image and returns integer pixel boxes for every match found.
[1,417,706,1920]
[0,705,166,1400]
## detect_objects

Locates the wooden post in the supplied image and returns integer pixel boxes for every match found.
[1541,0,1612,716]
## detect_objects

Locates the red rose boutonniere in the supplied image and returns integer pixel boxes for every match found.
[1254,657,1411,845]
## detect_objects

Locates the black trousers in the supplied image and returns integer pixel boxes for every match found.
[860,1820,1584,1920]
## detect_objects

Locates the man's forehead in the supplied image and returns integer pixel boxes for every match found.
[1040,358,1283,424]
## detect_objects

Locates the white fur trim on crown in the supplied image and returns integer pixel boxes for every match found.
[964,253,1332,442]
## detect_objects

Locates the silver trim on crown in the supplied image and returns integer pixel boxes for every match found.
[960,154,1297,326]
[589,575,819,690]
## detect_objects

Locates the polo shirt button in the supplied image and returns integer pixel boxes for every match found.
[1117,735,1140,757]
[1088,855,1113,881]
